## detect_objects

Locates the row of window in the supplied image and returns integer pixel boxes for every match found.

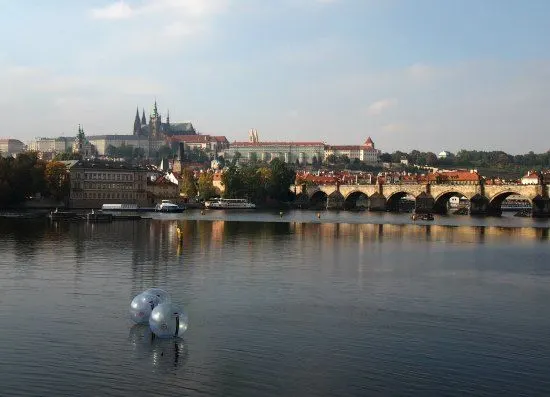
[80,172,141,181]
[82,183,142,190]
[71,192,147,199]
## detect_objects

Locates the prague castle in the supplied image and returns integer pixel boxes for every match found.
[89,101,197,156]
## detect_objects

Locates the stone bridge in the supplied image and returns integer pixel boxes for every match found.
[293,183,550,217]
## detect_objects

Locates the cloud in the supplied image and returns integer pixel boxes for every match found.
[366,98,397,116]
[381,123,407,133]
[90,1,133,20]
[90,0,228,20]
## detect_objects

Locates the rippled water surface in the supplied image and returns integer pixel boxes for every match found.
[0,212,549,396]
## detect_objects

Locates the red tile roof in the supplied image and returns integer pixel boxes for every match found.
[427,170,481,182]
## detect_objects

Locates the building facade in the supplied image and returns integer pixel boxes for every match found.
[325,137,380,164]
[28,137,72,154]
[223,134,381,165]
[223,141,325,164]
[87,135,165,156]
[146,175,179,202]
[0,139,25,156]
[168,135,229,154]
[68,160,148,208]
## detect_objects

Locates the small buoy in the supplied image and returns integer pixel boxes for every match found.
[279,211,283,217]
[200,210,205,215]
[317,212,321,219]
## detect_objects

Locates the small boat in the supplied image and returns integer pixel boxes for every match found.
[204,198,256,209]
[49,209,78,220]
[86,210,113,223]
[155,200,185,213]
[411,213,434,221]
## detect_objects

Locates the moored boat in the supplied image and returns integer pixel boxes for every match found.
[86,210,113,223]
[204,198,256,209]
[49,209,78,220]
[155,200,185,213]
[411,213,434,221]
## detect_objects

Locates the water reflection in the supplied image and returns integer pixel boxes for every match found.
[1,218,548,270]
[128,324,188,372]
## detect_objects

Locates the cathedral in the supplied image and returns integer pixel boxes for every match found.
[133,101,196,139]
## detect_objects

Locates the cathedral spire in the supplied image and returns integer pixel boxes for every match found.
[166,109,170,125]
[133,107,141,135]
[152,100,159,118]
[141,108,146,125]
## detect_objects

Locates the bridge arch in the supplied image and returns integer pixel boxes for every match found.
[489,190,532,215]
[310,190,328,210]
[386,191,415,212]
[434,190,469,214]
[344,191,369,211]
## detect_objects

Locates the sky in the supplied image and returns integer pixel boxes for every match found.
[0,0,548,154]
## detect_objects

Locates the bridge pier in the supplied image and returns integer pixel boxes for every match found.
[532,196,550,218]
[368,193,386,212]
[327,194,344,210]
[470,195,491,216]
[415,192,435,214]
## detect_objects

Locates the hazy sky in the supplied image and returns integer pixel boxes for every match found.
[1,0,548,153]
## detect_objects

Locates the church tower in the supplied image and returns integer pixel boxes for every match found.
[149,100,162,138]
[141,109,147,126]
[133,107,141,136]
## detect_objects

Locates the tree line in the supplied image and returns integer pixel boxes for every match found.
[380,150,550,170]
[0,153,70,208]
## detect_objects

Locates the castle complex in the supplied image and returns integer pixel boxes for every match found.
[25,101,380,165]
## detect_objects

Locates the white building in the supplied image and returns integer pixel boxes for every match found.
[438,150,452,159]
[87,135,164,156]
[521,170,540,185]
[325,137,381,164]
[27,137,72,154]
[0,139,25,156]
[224,141,325,164]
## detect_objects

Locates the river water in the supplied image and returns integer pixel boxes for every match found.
[0,210,549,396]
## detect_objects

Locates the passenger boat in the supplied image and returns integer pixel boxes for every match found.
[155,200,185,213]
[204,198,256,209]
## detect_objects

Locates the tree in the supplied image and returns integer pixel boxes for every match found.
[326,154,337,165]
[45,161,69,200]
[54,152,81,161]
[197,172,217,200]
[157,145,173,159]
[221,164,243,198]
[266,158,295,202]
[425,152,438,166]
[230,151,242,167]
[179,168,197,198]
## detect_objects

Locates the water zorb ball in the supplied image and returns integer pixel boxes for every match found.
[129,292,167,324]
[149,303,188,338]
[144,288,171,304]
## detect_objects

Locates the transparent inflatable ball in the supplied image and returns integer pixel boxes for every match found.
[129,291,169,324]
[149,303,188,338]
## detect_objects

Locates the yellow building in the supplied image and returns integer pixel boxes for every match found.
[69,160,148,208]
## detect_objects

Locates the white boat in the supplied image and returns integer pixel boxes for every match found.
[155,200,185,213]
[204,198,256,209]
[101,203,138,211]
